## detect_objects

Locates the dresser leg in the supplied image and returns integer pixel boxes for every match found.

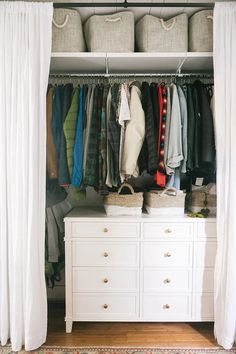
[66,321,73,333]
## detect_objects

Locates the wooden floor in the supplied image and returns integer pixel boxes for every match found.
[46,302,218,348]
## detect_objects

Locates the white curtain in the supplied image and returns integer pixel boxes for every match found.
[0,2,53,351]
[214,2,236,350]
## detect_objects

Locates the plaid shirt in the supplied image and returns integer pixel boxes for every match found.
[108,83,121,187]
[84,85,102,187]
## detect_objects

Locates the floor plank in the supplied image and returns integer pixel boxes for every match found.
[46,302,217,348]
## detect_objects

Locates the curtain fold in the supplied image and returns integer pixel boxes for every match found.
[0,2,52,351]
[214,2,236,349]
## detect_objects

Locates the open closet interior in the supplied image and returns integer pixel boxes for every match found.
[46,0,217,344]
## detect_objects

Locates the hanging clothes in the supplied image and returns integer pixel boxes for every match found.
[84,85,101,187]
[166,83,183,173]
[192,85,201,170]
[186,85,196,172]
[47,86,67,208]
[52,85,63,157]
[139,82,158,175]
[72,86,87,187]
[106,87,113,188]
[150,82,160,148]
[155,84,167,187]
[194,80,216,171]
[63,87,80,179]
[47,79,215,194]
[46,86,58,180]
[121,82,145,179]
[83,85,95,174]
[178,85,188,174]
[119,83,131,183]
[58,83,73,186]
[108,83,121,187]
[164,86,171,173]
[98,85,110,195]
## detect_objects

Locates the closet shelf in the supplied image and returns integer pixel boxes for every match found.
[50,52,213,75]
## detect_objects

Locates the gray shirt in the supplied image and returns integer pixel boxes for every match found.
[166,84,183,173]
[177,86,188,173]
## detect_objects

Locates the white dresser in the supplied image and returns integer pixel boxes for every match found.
[64,208,217,333]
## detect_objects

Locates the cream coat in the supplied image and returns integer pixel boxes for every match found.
[121,83,145,178]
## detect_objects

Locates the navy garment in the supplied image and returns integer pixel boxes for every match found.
[58,83,73,186]
[186,85,195,172]
[52,85,63,157]
[72,86,86,187]
[194,81,215,167]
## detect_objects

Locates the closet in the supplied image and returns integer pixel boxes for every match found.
[47,1,216,333]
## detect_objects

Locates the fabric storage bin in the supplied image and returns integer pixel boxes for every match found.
[104,183,143,216]
[135,13,188,52]
[84,11,134,52]
[189,10,213,52]
[52,8,86,52]
[186,184,216,216]
[144,188,186,216]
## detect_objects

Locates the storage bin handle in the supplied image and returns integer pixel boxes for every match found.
[160,18,176,31]
[105,17,121,23]
[53,15,69,29]
[161,188,178,197]
[207,15,213,21]
[118,183,135,195]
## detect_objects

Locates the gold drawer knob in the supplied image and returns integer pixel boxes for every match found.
[103,252,109,258]
[165,228,172,234]
[103,228,108,233]
[103,278,108,283]
[164,252,172,257]
[164,278,171,283]
[163,304,170,309]
[103,304,108,309]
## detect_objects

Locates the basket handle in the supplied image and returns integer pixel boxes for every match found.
[161,187,178,197]
[160,18,176,31]
[53,14,69,29]
[105,17,121,23]
[118,183,135,195]
[207,15,213,21]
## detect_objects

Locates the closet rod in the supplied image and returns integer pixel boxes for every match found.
[53,2,214,8]
[49,73,213,78]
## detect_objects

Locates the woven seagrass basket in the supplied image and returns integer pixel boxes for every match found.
[145,188,186,216]
[104,183,143,216]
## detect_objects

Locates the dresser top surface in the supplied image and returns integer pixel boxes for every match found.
[64,207,216,223]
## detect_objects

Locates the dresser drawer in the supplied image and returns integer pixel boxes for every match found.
[144,269,192,292]
[195,268,214,292]
[143,223,193,239]
[73,268,138,292]
[195,242,217,267]
[143,294,191,318]
[72,241,139,267]
[194,294,214,320]
[73,293,138,319]
[71,222,139,238]
[143,242,193,267]
[197,222,217,239]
